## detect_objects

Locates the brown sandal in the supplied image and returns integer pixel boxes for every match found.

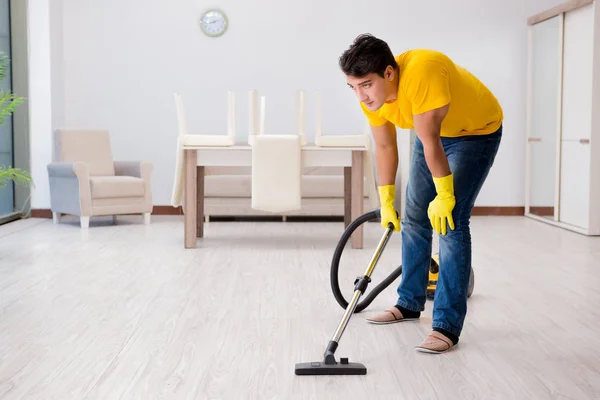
[365,307,418,325]
[415,331,455,354]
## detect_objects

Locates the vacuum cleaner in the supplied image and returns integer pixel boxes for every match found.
[294,209,475,376]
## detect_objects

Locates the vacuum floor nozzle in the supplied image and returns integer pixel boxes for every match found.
[294,359,366,375]
[294,216,394,377]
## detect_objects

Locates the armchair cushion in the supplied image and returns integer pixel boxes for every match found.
[90,176,145,199]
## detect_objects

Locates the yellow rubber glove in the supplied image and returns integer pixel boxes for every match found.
[428,173,456,235]
[378,184,400,231]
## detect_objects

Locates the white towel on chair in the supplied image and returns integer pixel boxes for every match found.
[251,135,302,213]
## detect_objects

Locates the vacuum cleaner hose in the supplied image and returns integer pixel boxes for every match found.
[331,209,476,313]
[330,209,403,313]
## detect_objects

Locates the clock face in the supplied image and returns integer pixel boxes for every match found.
[200,10,228,37]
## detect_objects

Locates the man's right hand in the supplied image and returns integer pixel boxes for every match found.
[379,184,400,231]
[369,120,400,231]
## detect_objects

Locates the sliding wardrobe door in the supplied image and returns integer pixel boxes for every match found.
[559,3,594,230]
[527,14,562,220]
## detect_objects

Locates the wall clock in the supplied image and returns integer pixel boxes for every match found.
[199,9,228,37]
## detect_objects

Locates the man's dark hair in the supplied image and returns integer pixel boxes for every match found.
[339,34,398,78]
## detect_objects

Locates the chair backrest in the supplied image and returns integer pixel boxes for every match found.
[315,90,369,139]
[249,91,307,145]
[54,129,115,176]
[174,91,236,141]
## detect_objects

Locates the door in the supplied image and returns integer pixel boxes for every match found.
[558,3,595,230]
[561,3,594,141]
[559,140,590,230]
[527,15,562,219]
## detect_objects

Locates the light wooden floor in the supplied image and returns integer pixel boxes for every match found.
[1,215,600,399]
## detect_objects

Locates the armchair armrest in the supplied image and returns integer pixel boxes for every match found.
[48,161,90,179]
[114,161,153,180]
[47,161,92,216]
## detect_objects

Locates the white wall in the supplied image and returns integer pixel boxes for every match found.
[29,0,566,208]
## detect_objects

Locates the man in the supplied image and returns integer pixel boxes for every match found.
[339,34,502,353]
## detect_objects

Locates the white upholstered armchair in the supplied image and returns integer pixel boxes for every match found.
[47,129,153,228]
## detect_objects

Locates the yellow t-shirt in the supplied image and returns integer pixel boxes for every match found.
[360,49,503,137]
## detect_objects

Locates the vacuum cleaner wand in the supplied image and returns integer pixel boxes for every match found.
[295,222,394,376]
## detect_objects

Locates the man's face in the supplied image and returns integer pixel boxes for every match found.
[346,67,395,111]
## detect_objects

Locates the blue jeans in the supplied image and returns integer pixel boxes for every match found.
[396,125,502,337]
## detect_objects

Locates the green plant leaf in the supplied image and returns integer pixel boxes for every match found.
[0,166,33,188]
[0,51,25,126]
[0,51,31,189]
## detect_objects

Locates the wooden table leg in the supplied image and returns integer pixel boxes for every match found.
[184,149,197,248]
[197,166,204,238]
[351,150,364,249]
[344,166,351,228]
